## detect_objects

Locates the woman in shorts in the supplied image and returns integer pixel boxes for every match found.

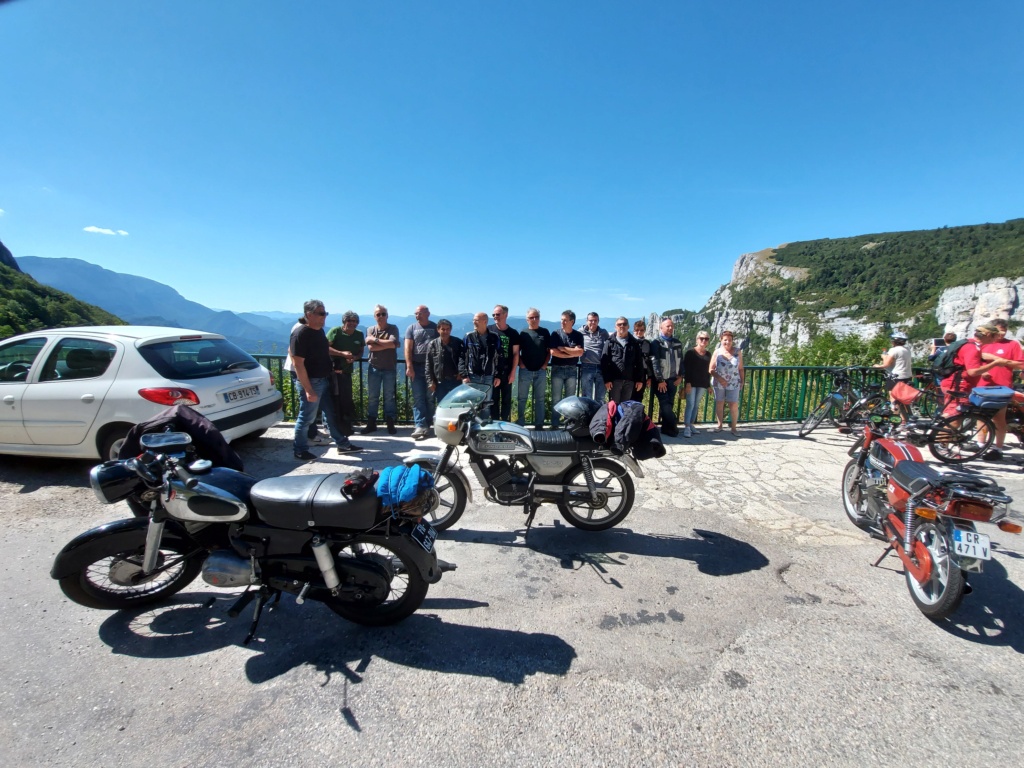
[709,330,744,435]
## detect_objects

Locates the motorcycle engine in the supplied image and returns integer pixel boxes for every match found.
[202,550,257,588]
[481,459,531,505]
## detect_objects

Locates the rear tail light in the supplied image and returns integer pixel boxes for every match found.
[138,388,200,406]
[947,499,994,523]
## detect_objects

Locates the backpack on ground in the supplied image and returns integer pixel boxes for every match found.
[931,339,971,379]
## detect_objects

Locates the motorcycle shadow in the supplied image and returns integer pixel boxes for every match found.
[97,593,577,684]
[446,524,770,577]
[933,554,1024,653]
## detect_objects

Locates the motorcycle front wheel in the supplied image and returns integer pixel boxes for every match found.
[326,537,429,626]
[58,538,203,610]
[798,398,833,438]
[423,470,467,531]
[556,459,635,531]
[905,521,965,620]
[840,459,871,530]
[927,413,995,464]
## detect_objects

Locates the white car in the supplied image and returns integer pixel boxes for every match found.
[0,326,283,460]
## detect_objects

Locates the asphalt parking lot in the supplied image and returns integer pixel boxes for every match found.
[2,423,1023,766]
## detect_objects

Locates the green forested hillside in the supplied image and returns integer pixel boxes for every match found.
[728,218,1024,322]
[0,263,124,338]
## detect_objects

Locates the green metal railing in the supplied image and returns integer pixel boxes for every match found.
[254,355,902,427]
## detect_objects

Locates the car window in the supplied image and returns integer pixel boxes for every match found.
[137,338,260,381]
[0,338,47,383]
[39,338,118,382]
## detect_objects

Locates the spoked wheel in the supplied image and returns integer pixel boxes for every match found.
[58,539,204,610]
[556,458,635,531]
[927,413,995,464]
[326,537,429,626]
[798,398,833,437]
[422,470,467,531]
[840,459,871,530]
[905,521,966,620]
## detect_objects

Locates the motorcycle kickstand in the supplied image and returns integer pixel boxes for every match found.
[242,586,277,646]
[523,502,540,541]
[872,545,894,568]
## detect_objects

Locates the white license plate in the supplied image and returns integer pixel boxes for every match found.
[223,385,260,404]
[953,529,991,560]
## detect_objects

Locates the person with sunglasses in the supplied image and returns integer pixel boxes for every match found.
[488,305,521,421]
[362,304,400,434]
[648,317,683,437]
[290,299,361,460]
[326,310,364,436]
[602,317,645,404]
[682,332,712,438]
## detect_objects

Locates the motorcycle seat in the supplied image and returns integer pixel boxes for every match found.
[531,429,601,454]
[250,474,379,531]
[890,461,1002,495]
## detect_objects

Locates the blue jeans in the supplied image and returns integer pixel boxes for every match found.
[517,368,547,427]
[410,362,433,428]
[549,366,578,428]
[294,377,351,453]
[367,365,397,421]
[656,380,679,435]
[684,386,708,427]
[580,364,605,403]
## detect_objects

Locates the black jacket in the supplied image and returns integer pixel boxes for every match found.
[425,336,464,388]
[459,331,502,379]
[601,335,646,382]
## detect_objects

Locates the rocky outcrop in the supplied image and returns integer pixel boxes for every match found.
[0,239,20,272]
[935,277,1023,338]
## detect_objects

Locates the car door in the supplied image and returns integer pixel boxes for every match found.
[0,337,49,444]
[21,338,120,446]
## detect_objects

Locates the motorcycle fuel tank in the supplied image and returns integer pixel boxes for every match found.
[468,422,535,455]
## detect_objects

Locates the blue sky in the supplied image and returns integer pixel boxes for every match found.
[2,0,1022,324]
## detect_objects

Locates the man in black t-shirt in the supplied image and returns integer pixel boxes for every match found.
[549,310,584,428]
[290,299,360,460]
[488,304,521,421]
[517,308,551,428]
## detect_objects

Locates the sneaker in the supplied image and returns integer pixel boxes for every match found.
[294,450,317,462]
[689,425,700,434]
[683,426,692,438]
[360,421,378,435]
[310,433,328,444]
[410,426,426,439]
[983,449,1003,462]
[336,443,362,454]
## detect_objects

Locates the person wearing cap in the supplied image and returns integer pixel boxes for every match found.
[979,319,1024,460]
[874,331,914,414]
[939,323,1009,417]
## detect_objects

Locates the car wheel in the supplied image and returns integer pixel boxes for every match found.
[99,425,132,461]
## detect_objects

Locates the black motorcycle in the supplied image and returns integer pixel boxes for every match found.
[52,432,450,641]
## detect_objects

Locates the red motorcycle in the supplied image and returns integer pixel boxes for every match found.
[841,415,1020,619]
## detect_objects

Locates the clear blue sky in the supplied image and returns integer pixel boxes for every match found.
[2,0,1022,323]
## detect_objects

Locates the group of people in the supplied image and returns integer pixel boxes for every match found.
[286,299,748,460]
[872,318,1023,460]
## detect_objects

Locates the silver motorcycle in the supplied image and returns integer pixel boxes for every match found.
[404,384,644,535]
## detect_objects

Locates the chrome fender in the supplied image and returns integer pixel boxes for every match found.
[404,452,474,504]
[621,452,644,479]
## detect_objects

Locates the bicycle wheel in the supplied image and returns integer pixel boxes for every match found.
[927,413,995,464]
[845,395,886,428]
[798,398,833,438]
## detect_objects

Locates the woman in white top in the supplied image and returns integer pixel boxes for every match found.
[708,330,744,435]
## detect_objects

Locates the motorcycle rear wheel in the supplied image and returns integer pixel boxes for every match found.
[556,459,635,531]
[798,398,832,437]
[905,521,965,620]
[58,538,203,610]
[326,538,429,626]
[840,459,871,530]
[927,413,995,464]
[423,470,467,531]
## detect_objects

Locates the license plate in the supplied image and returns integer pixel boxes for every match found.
[223,385,259,404]
[953,529,991,560]
[411,520,438,553]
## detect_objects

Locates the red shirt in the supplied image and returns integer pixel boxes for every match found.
[981,338,1023,388]
[940,341,983,394]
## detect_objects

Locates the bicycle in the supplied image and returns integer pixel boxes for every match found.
[798,367,887,438]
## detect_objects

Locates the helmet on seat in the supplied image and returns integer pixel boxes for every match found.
[553,396,601,437]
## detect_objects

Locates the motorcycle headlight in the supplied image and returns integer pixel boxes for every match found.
[89,461,144,504]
